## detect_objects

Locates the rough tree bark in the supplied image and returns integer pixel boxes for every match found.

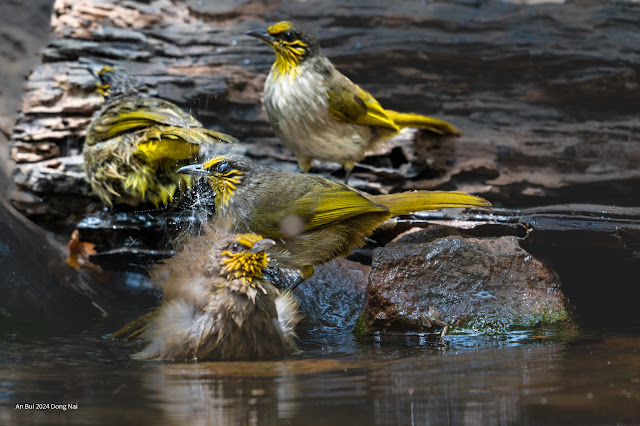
[8,0,640,225]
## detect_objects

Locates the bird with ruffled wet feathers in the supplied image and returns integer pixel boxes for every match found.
[178,155,490,289]
[83,66,238,208]
[247,21,462,183]
[113,230,300,361]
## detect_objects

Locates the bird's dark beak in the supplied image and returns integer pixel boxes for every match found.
[177,164,211,177]
[251,238,276,253]
[87,64,115,79]
[246,28,275,44]
[89,68,100,79]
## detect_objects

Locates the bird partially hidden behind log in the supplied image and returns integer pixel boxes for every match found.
[247,21,461,183]
[83,66,238,207]
[112,230,300,361]
[178,155,491,288]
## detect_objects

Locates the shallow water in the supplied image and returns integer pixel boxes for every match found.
[1,327,639,425]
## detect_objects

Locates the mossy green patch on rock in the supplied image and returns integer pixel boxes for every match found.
[352,312,372,338]
[448,309,572,335]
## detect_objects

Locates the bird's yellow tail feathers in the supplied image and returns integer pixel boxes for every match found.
[385,110,462,136]
[371,191,490,216]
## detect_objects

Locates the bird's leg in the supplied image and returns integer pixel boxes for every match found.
[286,276,306,292]
[286,265,314,292]
[343,160,355,184]
[297,156,312,173]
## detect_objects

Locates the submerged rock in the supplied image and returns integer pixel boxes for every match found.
[361,235,569,334]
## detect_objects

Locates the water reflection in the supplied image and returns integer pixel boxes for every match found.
[1,329,639,425]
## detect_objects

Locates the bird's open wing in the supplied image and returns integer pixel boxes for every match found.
[327,75,399,131]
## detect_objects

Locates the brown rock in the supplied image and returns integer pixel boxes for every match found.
[363,236,569,333]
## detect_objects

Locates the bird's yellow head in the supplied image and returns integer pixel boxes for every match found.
[88,65,150,99]
[246,21,320,79]
[219,233,275,291]
[91,65,117,98]
[177,155,246,209]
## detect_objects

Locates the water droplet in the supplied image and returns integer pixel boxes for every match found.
[231,39,238,46]
[243,58,251,65]
[216,47,223,54]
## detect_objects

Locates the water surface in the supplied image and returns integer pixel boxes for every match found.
[1,327,639,425]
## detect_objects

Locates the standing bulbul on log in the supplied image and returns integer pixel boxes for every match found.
[247,21,461,183]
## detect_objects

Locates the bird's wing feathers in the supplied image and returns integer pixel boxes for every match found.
[327,76,399,131]
[89,96,202,143]
[293,179,388,230]
[105,109,194,139]
[90,95,237,159]
[134,133,200,162]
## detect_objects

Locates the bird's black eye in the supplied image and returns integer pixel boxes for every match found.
[216,162,231,174]
[229,242,242,253]
[283,31,295,42]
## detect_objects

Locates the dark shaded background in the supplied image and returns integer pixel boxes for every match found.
[0,0,54,191]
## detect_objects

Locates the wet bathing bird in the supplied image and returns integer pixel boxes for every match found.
[113,230,300,361]
[247,21,462,183]
[178,155,490,288]
[83,66,238,207]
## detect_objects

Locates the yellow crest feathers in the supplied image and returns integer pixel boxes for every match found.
[268,21,294,34]
[235,233,265,248]
[203,155,226,170]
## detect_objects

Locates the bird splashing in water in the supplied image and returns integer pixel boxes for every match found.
[113,229,300,361]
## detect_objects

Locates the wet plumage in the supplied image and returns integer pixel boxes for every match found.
[83,66,237,207]
[113,230,300,361]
